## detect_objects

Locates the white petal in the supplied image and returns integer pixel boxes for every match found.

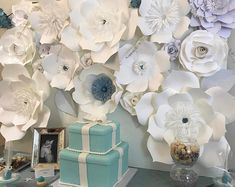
[208,112,226,140]
[12,113,29,126]
[151,30,173,43]
[155,104,172,128]
[173,17,190,39]
[0,125,25,142]
[138,17,155,36]
[34,106,50,128]
[135,92,156,126]
[55,90,77,117]
[206,87,235,124]
[0,109,16,126]
[168,93,193,107]
[126,77,148,92]
[148,73,163,91]
[147,136,173,164]
[2,64,30,81]
[42,54,59,75]
[50,74,70,90]
[177,0,190,16]
[40,28,58,44]
[163,129,175,145]
[122,9,138,40]
[198,137,230,168]
[156,50,170,72]
[197,124,213,145]
[147,115,165,141]
[115,64,137,85]
[32,71,50,100]
[162,71,200,92]
[60,26,81,51]
[91,44,119,63]
[201,70,235,92]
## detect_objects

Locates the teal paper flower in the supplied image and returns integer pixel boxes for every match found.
[0,8,12,29]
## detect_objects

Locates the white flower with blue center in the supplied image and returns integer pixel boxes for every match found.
[72,65,123,122]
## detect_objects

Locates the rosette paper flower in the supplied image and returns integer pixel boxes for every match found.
[190,0,235,38]
[0,65,50,142]
[29,0,69,44]
[61,0,138,63]
[72,65,123,122]
[138,0,190,43]
[115,41,170,92]
[42,45,80,91]
[136,71,235,167]
[0,27,35,65]
[179,30,228,77]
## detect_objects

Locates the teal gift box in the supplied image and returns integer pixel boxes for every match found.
[68,121,121,154]
[59,142,129,187]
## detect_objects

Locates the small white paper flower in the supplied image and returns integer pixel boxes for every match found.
[72,64,123,122]
[29,0,69,44]
[42,45,80,91]
[138,0,190,43]
[179,30,228,77]
[115,41,170,92]
[61,0,138,63]
[0,26,35,66]
[0,64,50,142]
[12,0,34,26]
[120,91,143,116]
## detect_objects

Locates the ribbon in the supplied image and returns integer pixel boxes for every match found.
[78,153,89,187]
[81,121,118,153]
[114,146,124,180]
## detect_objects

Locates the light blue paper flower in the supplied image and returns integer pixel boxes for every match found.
[190,0,235,38]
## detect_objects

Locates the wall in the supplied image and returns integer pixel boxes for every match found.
[0,0,235,175]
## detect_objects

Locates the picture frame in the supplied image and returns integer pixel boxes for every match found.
[31,128,65,170]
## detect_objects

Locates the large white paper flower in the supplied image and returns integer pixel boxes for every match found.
[135,70,235,167]
[29,0,69,44]
[115,41,170,92]
[120,91,143,116]
[61,0,138,63]
[42,45,80,91]
[179,30,228,77]
[12,0,34,27]
[0,64,50,142]
[138,0,190,43]
[72,65,123,122]
[0,26,35,66]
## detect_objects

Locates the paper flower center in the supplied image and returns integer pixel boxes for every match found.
[195,46,208,58]
[15,89,37,115]
[182,117,189,124]
[146,0,180,32]
[91,74,116,103]
[130,95,139,106]
[63,65,69,71]
[133,61,147,75]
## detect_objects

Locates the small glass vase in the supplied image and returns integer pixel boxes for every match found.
[169,120,200,186]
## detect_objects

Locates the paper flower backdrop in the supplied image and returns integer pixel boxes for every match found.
[0,0,235,171]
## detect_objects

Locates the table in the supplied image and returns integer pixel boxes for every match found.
[127,168,214,187]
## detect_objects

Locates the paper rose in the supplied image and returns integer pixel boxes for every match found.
[138,0,190,43]
[0,26,35,66]
[164,40,181,63]
[29,0,69,44]
[72,65,123,122]
[61,0,138,63]
[190,0,235,38]
[0,64,50,142]
[12,0,34,27]
[120,92,143,116]
[179,30,228,77]
[115,41,170,92]
[42,45,80,91]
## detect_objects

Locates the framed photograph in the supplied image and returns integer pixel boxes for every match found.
[31,128,65,170]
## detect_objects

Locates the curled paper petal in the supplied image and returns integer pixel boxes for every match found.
[55,90,77,117]
[147,136,173,164]
[0,125,26,142]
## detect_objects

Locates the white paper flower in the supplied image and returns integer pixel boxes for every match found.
[42,45,80,91]
[29,0,69,44]
[179,30,228,77]
[61,0,138,63]
[138,0,190,43]
[115,41,170,92]
[12,0,34,26]
[0,64,50,142]
[72,64,123,122]
[0,26,35,66]
[120,92,143,116]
